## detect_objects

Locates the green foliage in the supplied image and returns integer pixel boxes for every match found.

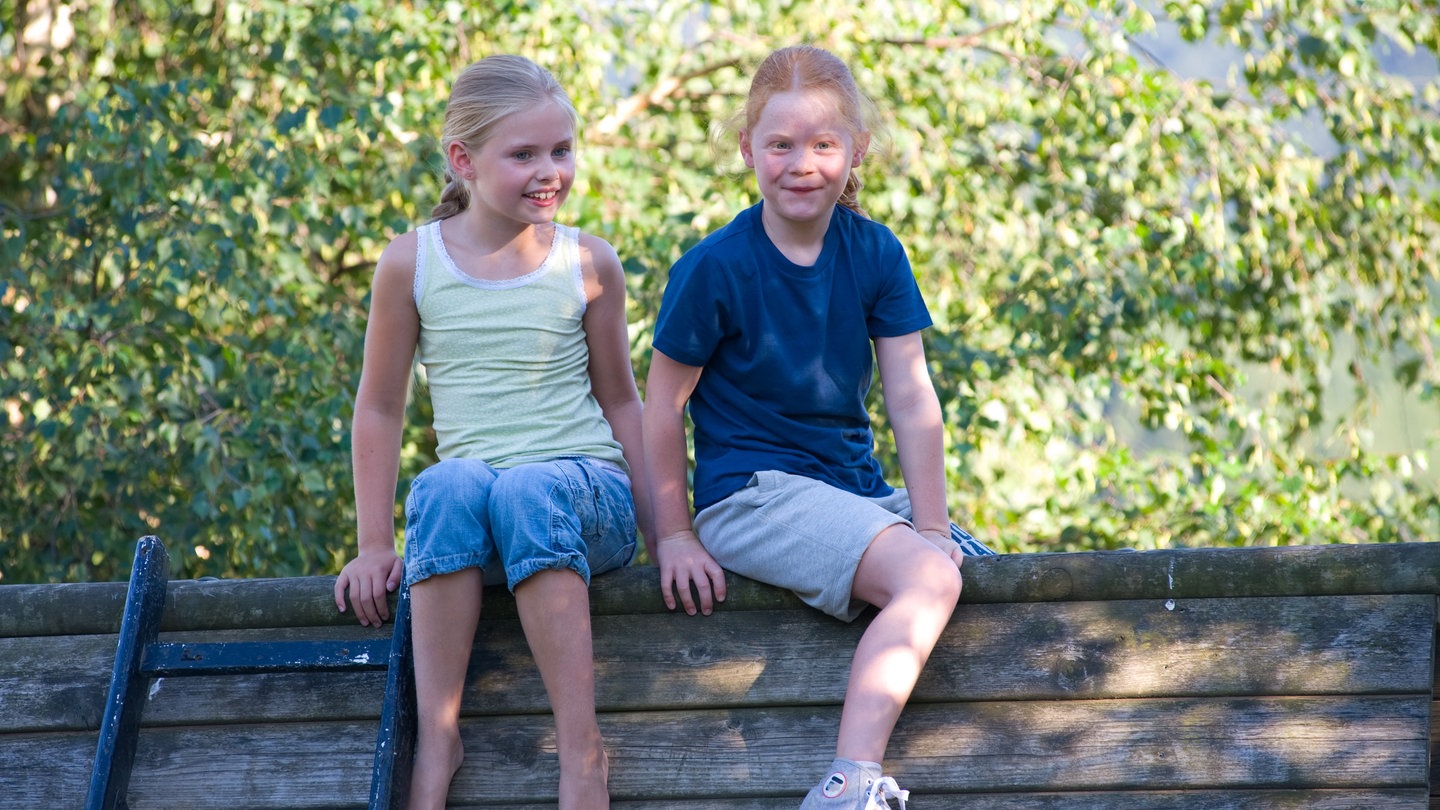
[2,0,1436,582]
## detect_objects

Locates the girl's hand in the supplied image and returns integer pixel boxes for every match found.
[334,550,405,627]
[918,528,966,570]
[656,530,727,616]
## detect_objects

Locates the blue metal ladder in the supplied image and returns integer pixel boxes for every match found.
[86,536,416,809]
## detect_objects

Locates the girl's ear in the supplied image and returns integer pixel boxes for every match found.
[447,141,475,180]
[851,131,871,168]
[739,129,756,169]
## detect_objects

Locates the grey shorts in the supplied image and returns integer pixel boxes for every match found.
[693,470,993,622]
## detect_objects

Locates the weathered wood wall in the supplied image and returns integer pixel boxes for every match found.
[2,543,1437,809]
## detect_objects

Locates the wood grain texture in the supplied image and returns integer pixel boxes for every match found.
[0,544,1434,809]
[5,542,1438,636]
[3,696,1428,809]
[3,594,1427,732]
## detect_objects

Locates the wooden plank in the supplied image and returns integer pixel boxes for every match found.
[5,543,1438,637]
[442,593,1439,714]
[181,695,1431,802]
[0,632,115,732]
[4,594,1430,733]
[0,732,98,809]
[1,696,1419,809]
[884,699,1430,791]
[0,672,107,733]
[659,699,1429,795]
[961,542,1440,603]
[451,793,1431,810]
[918,593,1436,700]
[5,722,1424,810]
[0,668,389,733]
[0,724,377,810]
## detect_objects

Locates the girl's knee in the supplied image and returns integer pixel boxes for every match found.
[856,526,961,608]
[931,560,963,604]
[904,538,963,605]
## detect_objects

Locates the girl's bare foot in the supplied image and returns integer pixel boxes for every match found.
[407,729,465,810]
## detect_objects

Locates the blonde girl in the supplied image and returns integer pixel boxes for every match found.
[335,54,653,810]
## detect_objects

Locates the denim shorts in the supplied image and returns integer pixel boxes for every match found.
[402,456,638,591]
[693,470,994,621]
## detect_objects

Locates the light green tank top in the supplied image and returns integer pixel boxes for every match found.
[413,220,626,469]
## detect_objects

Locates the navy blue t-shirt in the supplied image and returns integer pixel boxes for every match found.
[652,202,933,511]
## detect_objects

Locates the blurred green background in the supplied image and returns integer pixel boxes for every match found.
[2,0,1437,583]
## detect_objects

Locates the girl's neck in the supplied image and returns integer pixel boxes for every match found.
[759,202,830,267]
[441,210,554,282]
[450,206,544,253]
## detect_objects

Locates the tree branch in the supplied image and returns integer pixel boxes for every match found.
[875,21,1019,55]
[594,58,742,136]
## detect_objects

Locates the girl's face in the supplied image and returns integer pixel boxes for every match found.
[740,89,868,228]
[451,99,576,227]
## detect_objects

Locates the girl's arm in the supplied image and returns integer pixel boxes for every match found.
[579,234,656,557]
[874,331,964,567]
[334,232,419,626]
[642,350,728,616]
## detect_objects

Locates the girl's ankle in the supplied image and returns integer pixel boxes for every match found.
[557,744,609,810]
[407,732,465,810]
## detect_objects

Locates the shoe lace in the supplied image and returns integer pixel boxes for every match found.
[863,775,909,810]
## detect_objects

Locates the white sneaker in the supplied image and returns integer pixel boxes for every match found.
[800,759,909,810]
[862,775,909,810]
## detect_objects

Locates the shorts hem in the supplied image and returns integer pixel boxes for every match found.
[405,552,489,588]
[507,554,589,590]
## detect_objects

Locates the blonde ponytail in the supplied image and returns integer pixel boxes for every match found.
[430,172,471,221]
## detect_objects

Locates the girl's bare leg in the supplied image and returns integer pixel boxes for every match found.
[836,524,963,762]
[514,568,610,810]
[407,568,484,810]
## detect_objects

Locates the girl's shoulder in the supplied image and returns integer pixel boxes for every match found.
[572,227,624,297]
[832,207,907,264]
[834,205,900,240]
[374,228,422,285]
[674,207,760,270]
[362,228,423,322]
[573,227,617,257]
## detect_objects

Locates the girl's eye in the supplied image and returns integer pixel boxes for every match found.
[514,150,532,160]
[552,147,571,159]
